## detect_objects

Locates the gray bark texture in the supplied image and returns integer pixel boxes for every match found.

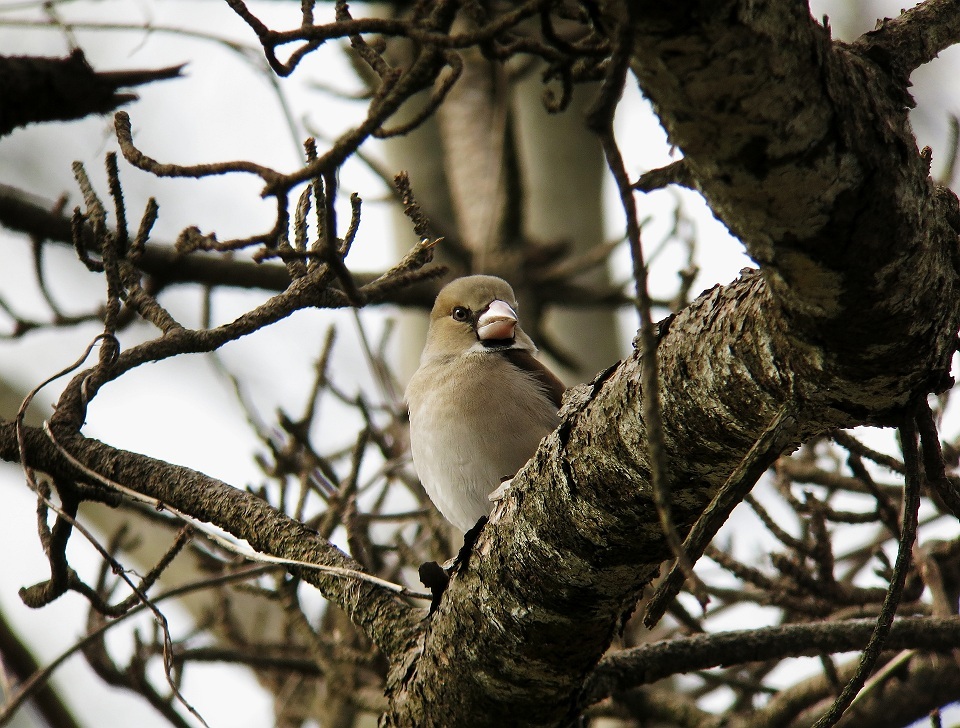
[379,0,960,724]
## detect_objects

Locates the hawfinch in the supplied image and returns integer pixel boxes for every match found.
[405,275,565,531]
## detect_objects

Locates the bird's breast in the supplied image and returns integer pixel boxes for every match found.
[406,352,560,530]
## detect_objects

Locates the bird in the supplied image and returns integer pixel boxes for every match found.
[405,275,565,532]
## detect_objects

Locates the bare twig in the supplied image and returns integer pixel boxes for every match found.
[583,616,960,705]
[811,410,923,727]
[0,565,273,726]
[643,404,798,628]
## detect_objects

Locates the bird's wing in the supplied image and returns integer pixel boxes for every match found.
[502,349,566,409]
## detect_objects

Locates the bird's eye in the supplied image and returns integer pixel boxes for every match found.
[451,306,470,322]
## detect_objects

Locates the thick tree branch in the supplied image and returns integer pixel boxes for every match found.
[379,1,960,723]
[622,0,959,416]
[853,0,960,81]
[379,271,819,726]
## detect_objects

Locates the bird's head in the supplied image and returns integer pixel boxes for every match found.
[421,275,536,361]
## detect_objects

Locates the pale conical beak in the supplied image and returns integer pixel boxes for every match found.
[476,299,518,341]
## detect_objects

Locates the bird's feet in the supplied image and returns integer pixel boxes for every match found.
[418,516,488,614]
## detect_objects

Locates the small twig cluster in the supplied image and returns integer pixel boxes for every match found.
[585,404,960,727]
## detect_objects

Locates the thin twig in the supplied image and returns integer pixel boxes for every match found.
[586,4,707,610]
[811,410,923,727]
[14,342,211,726]
[0,565,273,725]
[643,404,798,628]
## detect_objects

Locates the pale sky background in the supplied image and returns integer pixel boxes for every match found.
[0,1,959,726]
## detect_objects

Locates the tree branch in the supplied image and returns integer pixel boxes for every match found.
[0,608,82,728]
[622,0,959,417]
[853,0,960,82]
[379,1,960,721]
[0,420,421,664]
[0,183,628,311]
[738,652,960,728]
[583,616,960,705]
[0,50,182,137]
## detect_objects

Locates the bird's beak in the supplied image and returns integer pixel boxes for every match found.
[476,300,518,341]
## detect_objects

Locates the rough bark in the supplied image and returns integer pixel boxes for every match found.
[622,0,960,416]
[379,1,960,724]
